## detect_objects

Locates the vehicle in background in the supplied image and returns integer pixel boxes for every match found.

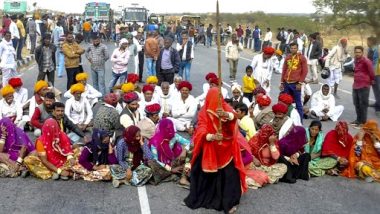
[3,0,27,14]
[122,5,148,25]
[179,15,201,28]
[148,14,164,24]
[84,2,113,22]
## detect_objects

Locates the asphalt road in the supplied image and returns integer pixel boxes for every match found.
[1,42,379,214]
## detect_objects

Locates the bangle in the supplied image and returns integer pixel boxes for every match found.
[16,157,23,164]
[0,139,5,144]
[67,155,74,160]
[164,164,172,172]
[57,168,62,175]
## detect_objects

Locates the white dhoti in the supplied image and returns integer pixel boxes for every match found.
[169,118,191,132]
[310,105,344,122]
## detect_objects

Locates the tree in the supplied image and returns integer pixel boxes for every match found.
[313,0,380,38]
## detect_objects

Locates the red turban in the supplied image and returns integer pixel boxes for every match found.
[253,87,266,96]
[127,73,139,84]
[205,72,217,81]
[8,77,23,88]
[142,84,155,93]
[123,92,139,104]
[209,77,219,86]
[278,93,294,106]
[177,81,192,91]
[104,93,119,106]
[272,103,288,114]
[263,47,275,56]
[256,94,271,107]
[145,103,161,115]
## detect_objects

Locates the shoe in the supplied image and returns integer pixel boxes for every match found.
[112,179,120,188]
[350,120,359,125]
[60,176,69,180]
[52,173,60,180]
[353,124,363,130]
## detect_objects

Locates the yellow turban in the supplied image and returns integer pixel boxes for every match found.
[1,85,15,97]
[76,73,89,81]
[121,82,135,93]
[146,76,158,84]
[275,49,283,56]
[34,80,49,93]
[70,83,85,94]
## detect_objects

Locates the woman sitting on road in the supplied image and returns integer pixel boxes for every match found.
[24,119,76,180]
[0,118,35,177]
[342,120,380,182]
[321,121,354,175]
[148,118,191,186]
[305,120,338,177]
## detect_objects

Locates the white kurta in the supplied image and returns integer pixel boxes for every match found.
[169,83,180,99]
[278,118,294,140]
[14,87,28,107]
[65,97,93,125]
[170,95,198,131]
[310,87,344,122]
[196,85,229,107]
[251,54,273,93]
[64,84,102,107]
[0,99,26,128]
[290,107,302,126]
[158,93,174,116]
[138,98,159,119]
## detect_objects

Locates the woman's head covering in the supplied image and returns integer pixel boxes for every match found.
[149,118,181,165]
[321,121,353,158]
[70,83,85,94]
[121,82,135,93]
[272,103,288,114]
[336,121,349,143]
[1,85,15,97]
[8,77,23,88]
[127,73,139,84]
[34,80,49,93]
[104,93,119,106]
[278,126,307,156]
[88,128,110,165]
[123,92,139,104]
[249,124,277,165]
[278,93,294,106]
[75,73,89,81]
[362,119,380,139]
[256,94,271,107]
[177,81,192,91]
[123,125,142,170]
[146,76,158,84]
[205,72,217,81]
[142,84,155,93]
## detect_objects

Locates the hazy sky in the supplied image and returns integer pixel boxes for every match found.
[0,0,316,14]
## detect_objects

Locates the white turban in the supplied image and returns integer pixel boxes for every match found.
[231,83,242,94]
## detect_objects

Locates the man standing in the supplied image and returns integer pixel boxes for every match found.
[262,27,272,50]
[9,15,19,50]
[144,32,160,76]
[0,31,17,87]
[225,33,243,82]
[235,25,244,44]
[367,37,380,117]
[177,32,194,81]
[206,24,213,48]
[85,35,109,95]
[82,19,92,43]
[52,20,65,77]
[306,33,322,84]
[16,15,26,61]
[62,32,85,90]
[281,42,308,121]
[136,29,145,82]
[325,38,348,98]
[27,17,37,54]
[156,37,180,85]
[35,34,56,86]
[252,25,261,52]
[351,46,374,127]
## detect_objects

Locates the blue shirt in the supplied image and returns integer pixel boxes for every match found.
[161,49,173,70]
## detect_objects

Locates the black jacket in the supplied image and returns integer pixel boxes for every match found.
[306,41,322,60]
[156,47,180,74]
[35,44,57,72]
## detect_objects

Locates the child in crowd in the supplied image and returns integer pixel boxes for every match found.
[242,65,259,102]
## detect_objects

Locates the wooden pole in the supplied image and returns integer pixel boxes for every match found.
[216,0,223,144]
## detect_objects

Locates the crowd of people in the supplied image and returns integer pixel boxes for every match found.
[0,12,379,214]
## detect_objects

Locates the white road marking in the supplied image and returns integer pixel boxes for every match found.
[138,186,151,214]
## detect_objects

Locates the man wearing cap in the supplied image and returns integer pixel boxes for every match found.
[138,84,158,119]
[137,103,161,141]
[109,38,129,93]
[31,91,55,137]
[227,83,251,109]
[85,34,109,95]
[120,92,141,129]
[251,46,275,93]
[271,103,294,140]
[93,93,123,139]
[62,32,85,90]
[64,73,102,107]
[28,80,50,121]
[156,37,180,85]
[324,38,348,98]
[278,93,302,126]
[196,76,229,107]
[272,49,284,74]
[0,85,25,128]
[8,77,28,107]
[253,94,274,129]
[170,81,198,132]
[35,33,57,86]
[0,31,17,87]
[146,75,161,101]
[64,83,93,132]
